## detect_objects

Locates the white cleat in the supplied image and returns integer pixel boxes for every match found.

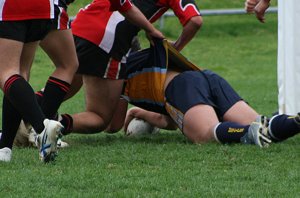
[0,147,12,162]
[57,138,69,149]
[241,115,272,148]
[36,119,63,163]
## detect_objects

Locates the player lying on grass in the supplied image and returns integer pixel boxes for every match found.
[7,39,300,148]
[245,0,271,23]
[105,39,300,147]
[1,39,268,147]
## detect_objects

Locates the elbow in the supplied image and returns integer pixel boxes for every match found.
[189,16,203,30]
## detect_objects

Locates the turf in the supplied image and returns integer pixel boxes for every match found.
[2,0,300,197]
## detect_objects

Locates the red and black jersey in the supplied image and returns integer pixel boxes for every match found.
[72,0,133,56]
[134,0,200,25]
[55,0,75,10]
[72,0,200,61]
[110,0,133,12]
[0,0,55,21]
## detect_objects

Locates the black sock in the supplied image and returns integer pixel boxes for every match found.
[35,90,44,105]
[0,96,21,149]
[41,76,70,119]
[60,114,73,135]
[4,74,45,133]
[214,122,249,144]
[269,114,300,142]
[21,91,44,124]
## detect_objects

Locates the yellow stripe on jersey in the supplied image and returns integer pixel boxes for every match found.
[125,68,166,104]
[124,39,202,112]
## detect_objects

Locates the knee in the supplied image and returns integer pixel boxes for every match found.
[183,127,215,144]
[66,59,79,74]
[71,58,79,72]
[56,58,79,74]
[89,121,109,133]
[105,122,123,133]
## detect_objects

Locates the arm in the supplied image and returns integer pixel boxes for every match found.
[124,107,178,132]
[245,0,271,23]
[173,16,202,51]
[254,0,271,23]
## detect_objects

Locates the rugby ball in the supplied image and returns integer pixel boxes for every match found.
[126,118,159,136]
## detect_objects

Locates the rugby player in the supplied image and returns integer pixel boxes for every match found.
[36,0,78,121]
[1,0,165,150]
[56,0,202,137]
[1,0,78,156]
[108,39,300,147]
[0,0,64,162]
[12,0,78,149]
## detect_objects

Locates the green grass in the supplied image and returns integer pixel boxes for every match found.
[1,134,300,197]
[1,0,300,197]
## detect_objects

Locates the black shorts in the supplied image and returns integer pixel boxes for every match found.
[165,70,242,119]
[74,36,126,79]
[0,19,53,43]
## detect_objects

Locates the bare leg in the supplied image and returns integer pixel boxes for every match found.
[38,29,78,118]
[20,42,39,80]
[223,101,259,125]
[72,75,124,133]
[105,98,128,133]
[0,38,23,87]
[0,40,49,150]
[40,29,78,84]
[183,104,219,143]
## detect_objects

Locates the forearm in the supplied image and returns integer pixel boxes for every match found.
[245,0,271,23]
[125,107,177,131]
[173,16,202,51]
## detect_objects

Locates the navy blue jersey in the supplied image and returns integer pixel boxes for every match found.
[123,39,199,114]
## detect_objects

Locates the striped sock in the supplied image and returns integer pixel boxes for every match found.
[41,76,70,119]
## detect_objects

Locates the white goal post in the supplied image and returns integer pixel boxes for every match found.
[278,0,300,115]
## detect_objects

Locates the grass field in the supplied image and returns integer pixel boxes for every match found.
[2,0,300,197]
